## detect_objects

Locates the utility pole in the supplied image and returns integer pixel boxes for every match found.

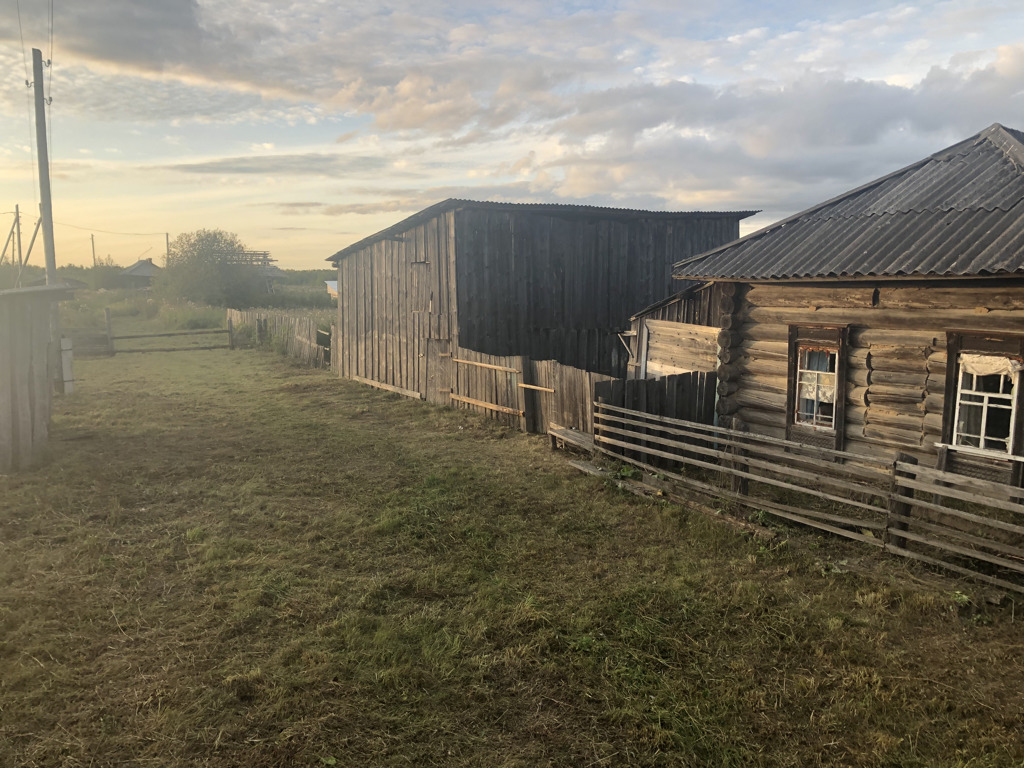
[165,232,171,265]
[15,204,23,267]
[91,234,97,267]
[32,47,63,393]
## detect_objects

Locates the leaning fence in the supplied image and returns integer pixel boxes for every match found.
[593,402,1024,594]
[226,309,332,368]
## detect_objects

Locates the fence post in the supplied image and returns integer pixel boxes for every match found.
[728,417,749,495]
[514,356,529,433]
[886,452,918,551]
[104,307,114,355]
[227,315,234,350]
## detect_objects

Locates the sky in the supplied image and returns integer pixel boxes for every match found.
[1,1,1023,269]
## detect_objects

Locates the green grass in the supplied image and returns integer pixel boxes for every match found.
[2,331,1023,766]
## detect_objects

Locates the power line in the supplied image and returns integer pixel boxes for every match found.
[16,0,38,200]
[46,0,54,178]
[53,220,166,237]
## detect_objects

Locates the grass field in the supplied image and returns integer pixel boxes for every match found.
[2,335,1024,766]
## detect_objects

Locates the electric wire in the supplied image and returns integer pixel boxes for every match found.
[46,0,55,197]
[53,221,166,237]
[16,0,39,202]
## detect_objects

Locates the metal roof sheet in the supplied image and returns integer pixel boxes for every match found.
[675,124,1024,281]
[327,199,757,263]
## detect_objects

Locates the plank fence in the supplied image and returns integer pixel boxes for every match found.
[0,285,66,472]
[226,309,333,368]
[434,348,614,433]
[593,402,1024,593]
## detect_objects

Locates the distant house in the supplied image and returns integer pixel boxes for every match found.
[327,199,754,406]
[630,123,1024,484]
[325,280,338,299]
[121,257,162,288]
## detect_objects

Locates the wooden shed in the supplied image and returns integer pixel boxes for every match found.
[328,199,753,413]
[0,284,70,472]
[640,123,1024,484]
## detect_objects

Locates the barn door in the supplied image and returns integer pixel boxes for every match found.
[425,338,451,406]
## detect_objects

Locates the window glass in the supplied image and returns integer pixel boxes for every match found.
[954,363,1017,454]
[795,346,837,429]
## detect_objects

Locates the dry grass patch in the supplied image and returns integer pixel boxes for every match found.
[1,345,1023,767]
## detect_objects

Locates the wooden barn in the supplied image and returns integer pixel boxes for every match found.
[328,199,752,427]
[631,123,1024,485]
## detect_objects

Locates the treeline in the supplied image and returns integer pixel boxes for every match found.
[1,228,336,310]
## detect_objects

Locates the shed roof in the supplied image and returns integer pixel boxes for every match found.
[673,123,1024,281]
[327,198,757,263]
[122,258,162,277]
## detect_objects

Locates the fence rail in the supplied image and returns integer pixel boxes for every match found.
[103,308,233,354]
[593,402,1024,593]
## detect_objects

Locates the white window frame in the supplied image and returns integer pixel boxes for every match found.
[793,345,838,432]
[951,360,1020,456]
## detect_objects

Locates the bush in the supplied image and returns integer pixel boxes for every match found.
[155,229,266,308]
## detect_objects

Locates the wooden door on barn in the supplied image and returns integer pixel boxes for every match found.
[425,338,452,406]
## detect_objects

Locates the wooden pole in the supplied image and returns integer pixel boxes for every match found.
[32,48,62,394]
[105,307,114,355]
[14,205,22,269]
[0,216,14,266]
[90,234,96,267]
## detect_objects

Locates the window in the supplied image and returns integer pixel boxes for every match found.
[943,332,1024,464]
[949,351,1022,455]
[795,347,838,429]
[787,325,848,448]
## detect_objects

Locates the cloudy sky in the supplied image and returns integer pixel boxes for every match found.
[2,1,1023,268]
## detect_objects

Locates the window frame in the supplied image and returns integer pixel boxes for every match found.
[943,330,1024,461]
[786,324,849,449]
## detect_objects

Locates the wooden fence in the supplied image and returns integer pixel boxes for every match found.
[435,349,614,433]
[594,371,717,426]
[0,285,66,472]
[593,402,1024,593]
[226,309,332,368]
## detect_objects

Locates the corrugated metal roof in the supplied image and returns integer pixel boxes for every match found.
[327,199,757,263]
[674,123,1024,281]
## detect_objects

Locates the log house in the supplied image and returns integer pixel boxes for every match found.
[630,124,1024,485]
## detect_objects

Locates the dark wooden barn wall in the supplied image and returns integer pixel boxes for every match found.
[719,280,1024,474]
[453,210,740,376]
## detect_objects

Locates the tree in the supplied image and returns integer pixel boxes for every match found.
[155,229,264,307]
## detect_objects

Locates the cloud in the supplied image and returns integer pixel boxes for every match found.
[161,153,388,176]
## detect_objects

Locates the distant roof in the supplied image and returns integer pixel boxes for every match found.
[325,280,338,297]
[328,198,757,263]
[122,258,162,277]
[674,123,1024,281]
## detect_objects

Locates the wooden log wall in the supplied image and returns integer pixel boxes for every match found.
[717,279,1024,471]
[0,291,55,472]
[454,209,740,376]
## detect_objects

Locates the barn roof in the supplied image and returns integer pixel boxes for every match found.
[673,123,1024,281]
[327,199,757,263]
